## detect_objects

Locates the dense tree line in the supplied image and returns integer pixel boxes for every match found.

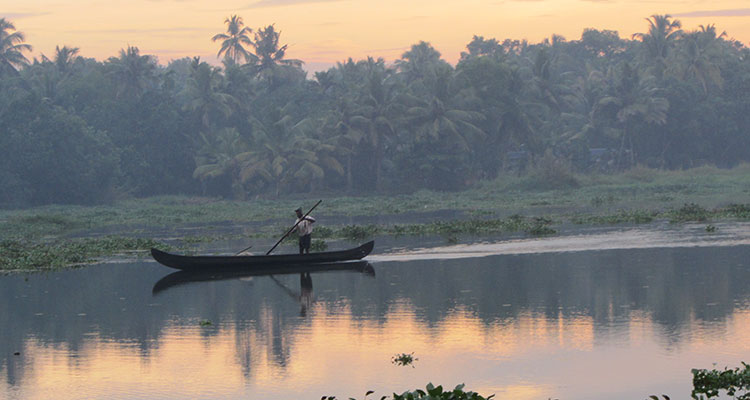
[1,15,750,206]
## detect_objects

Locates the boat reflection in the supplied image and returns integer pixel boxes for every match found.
[152,261,375,296]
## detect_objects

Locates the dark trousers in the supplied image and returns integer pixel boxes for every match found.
[299,234,311,254]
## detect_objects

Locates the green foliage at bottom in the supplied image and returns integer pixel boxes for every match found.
[692,363,750,399]
[322,383,494,400]
[392,383,494,400]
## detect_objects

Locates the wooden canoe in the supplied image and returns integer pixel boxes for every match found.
[150,240,374,271]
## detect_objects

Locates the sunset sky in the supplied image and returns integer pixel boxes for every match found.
[4,0,750,72]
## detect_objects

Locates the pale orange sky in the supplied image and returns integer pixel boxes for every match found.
[3,0,750,72]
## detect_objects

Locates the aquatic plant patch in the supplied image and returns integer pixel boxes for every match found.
[692,362,750,399]
[0,236,166,272]
[392,352,418,367]
[669,203,710,222]
[323,383,494,400]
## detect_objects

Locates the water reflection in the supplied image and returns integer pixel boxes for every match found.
[267,272,315,317]
[151,261,375,295]
[1,245,749,399]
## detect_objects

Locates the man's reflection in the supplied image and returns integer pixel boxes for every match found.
[299,272,313,316]
[268,273,315,317]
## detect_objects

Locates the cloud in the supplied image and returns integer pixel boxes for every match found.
[243,0,346,8]
[672,8,750,18]
[66,27,211,35]
[363,45,410,54]
[1,12,51,19]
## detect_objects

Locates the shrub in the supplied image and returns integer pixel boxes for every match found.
[725,204,750,219]
[520,151,579,191]
[623,164,659,182]
[671,203,709,222]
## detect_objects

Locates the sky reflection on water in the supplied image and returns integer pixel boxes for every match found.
[2,236,750,399]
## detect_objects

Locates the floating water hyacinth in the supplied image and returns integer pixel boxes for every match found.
[391,352,417,367]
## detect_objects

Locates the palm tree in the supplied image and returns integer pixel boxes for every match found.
[675,24,726,94]
[349,58,402,191]
[251,24,303,71]
[106,46,158,98]
[498,72,543,154]
[395,41,447,85]
[632,14,682,77]
[319,96,366,191]
[222,58,255,100]
[314,59,381,190]
[283,122,346,193]
[598,63,669,167]
[559,65,613,149]
[581,28,625,59]
[633,14,682,59]
[193,127,249,196]
[212,15,256,64]
[403,65,486,187]
[53,45,80,74]
[25,56,58,100]
[406,66,485,150]
[460,35,505,61]
[25,45,80,100]
[236,103,326,195]
[315,57,371,96]
[0,18,32,75]
[529,47,564,112]
[233,128,287,196]
[181,60,236,132]
[247,24,304,88]
[454,51,536,175]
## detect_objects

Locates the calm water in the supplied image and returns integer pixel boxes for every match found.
[2,224,750,399]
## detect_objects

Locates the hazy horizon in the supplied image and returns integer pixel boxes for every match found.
[4,0,750,72]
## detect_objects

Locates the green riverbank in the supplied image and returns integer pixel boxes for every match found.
[2,165,750,272]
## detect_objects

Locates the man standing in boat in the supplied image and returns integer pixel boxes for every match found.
[295,207,315,254]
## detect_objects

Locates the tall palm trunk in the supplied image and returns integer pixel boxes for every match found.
[346,154,353,192]
[372,125,383,192]
[617,126,628,170]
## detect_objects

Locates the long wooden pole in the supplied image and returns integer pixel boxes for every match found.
[266,200,322,255]
[234,245,253,256]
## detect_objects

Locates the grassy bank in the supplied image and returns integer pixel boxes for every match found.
[2,165,750,272]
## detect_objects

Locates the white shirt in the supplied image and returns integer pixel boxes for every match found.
[296,216,315,236]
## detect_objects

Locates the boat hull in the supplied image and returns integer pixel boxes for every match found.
[150,241,374,271]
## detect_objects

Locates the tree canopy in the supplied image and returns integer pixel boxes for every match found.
[3,15,750,206]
